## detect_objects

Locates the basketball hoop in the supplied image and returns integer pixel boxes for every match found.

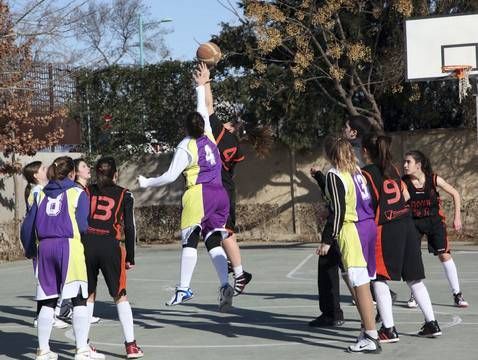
[442,65,473,102]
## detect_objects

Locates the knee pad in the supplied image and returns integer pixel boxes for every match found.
[38,298,57,309]
[71,294,87,307]
[205,232,222,251]
[183,227,200,249]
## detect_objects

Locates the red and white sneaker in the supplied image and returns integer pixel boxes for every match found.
[125,340,144,359]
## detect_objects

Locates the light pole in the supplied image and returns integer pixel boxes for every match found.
[138,15,172,67]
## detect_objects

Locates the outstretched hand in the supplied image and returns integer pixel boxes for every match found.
[137,175,149,188]
[193,62,210,86]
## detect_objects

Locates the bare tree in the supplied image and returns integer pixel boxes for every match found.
[1,0,65,244]
[8,0,171,67]
[70,0,170,66]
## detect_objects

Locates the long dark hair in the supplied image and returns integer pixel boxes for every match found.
[95,156,116,189]
[22,161,42,204]
[185,112,205,138]
[47,156,75,181]
[405,150,433,176]
[362,133,398,180]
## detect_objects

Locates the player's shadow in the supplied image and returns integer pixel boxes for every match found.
[0,331,75,359]
[93,300,166,330]
[130,302,357,351]
[242,292,354,305]
[0,303,37,327]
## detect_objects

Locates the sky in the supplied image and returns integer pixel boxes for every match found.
[8,0,243,63]
[145,0,242,60]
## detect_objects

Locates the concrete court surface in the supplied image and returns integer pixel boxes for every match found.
[0,242,477,359]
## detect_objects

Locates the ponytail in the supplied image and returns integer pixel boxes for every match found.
[362,133,398,179]
[48,156,75,181]
[95,156,117,189]
[24,183,32,206]
[22,161,42,205]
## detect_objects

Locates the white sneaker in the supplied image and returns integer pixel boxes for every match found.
[407,294,418,308]
[88,344,106,359]
[219,284,234,312]
[347,334,382,353]
[36,349,58,360]
[52,316,70,329]
[165,287,194,306]
[33,318,38,328]
[76,346,105,360]
[90,316,101,324]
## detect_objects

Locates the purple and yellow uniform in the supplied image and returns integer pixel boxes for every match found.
[179,89,229,242]
[21,178,89,301]
[323,168,377,284]
[138,85,229,244]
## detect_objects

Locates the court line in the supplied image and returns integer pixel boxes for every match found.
[286,253,314,280]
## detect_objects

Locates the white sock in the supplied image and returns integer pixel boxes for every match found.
[117,301,135,343]
[233,265,243,277]
[208,246,229,287]
[87,302,94,322]
[37,306,54,351]
[441,258,460,294]
[373,281,394,328]
[179,247,197,289]
[365,329,378,339]
[408,280,435,322]
[72,305,89,349]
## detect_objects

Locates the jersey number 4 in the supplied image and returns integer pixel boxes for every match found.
[204,144,217,166]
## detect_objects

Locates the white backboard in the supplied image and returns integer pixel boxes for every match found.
[405,13,478,81]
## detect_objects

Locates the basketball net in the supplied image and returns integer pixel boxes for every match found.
[442,65,473,103]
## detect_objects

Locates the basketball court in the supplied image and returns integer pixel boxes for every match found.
[0,242,476,359]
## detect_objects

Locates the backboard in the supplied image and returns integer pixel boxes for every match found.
[405,13,478,81]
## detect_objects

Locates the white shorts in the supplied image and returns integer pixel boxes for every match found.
[181,225,228,246]
[347,267,371,288]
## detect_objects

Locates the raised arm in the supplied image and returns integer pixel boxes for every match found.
[194,63,212,135]
[436,175,462,231]
[205,81,214,116]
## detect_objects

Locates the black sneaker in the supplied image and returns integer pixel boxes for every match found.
[417,320,442,337]
[453,292,469,308]
[378,325,399,343]
[233,271,252,296]
[308,314,344,327]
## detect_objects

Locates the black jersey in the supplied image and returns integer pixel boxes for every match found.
[402,174,440,218]
[86,184,136,264]
[362,164,410,225]
[210,113,245,188]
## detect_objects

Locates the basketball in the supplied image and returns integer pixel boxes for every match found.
[196,42,221,67]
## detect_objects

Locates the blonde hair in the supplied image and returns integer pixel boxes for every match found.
[324,136,357,174]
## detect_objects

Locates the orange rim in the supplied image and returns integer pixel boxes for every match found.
[441,65,473,79]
